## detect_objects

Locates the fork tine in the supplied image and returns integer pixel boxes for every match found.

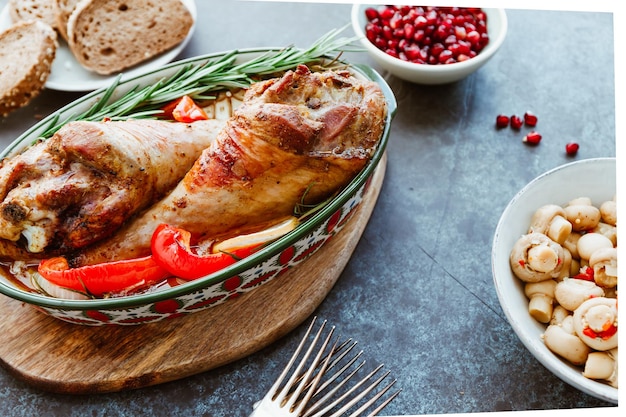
[250,317,400,417]
[337,368,394,417]
[282,319,335,415]
[292,338,358,393]
[358,384,402,417]
[310,347,363,401]
[306,364,396,417]
[264,317,319,404]
[302,356,366,417]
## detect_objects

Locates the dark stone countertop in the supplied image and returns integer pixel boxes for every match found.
[0,1,619,416]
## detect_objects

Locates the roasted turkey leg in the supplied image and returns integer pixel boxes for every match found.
[74,65,387,266]
[0,118,225,258]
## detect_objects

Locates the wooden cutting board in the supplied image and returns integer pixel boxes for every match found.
[0,155,386,395]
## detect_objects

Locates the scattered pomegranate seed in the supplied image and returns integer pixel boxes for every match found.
[524,111,538,127]
[510,115,523,129]
[523,131,542,145]
[495,114,509,128]
[363,6,489,65]
[565,142,580,155]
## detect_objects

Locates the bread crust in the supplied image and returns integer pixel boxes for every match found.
[67,0,194,75]
[53,0,81,41]
[0,20,58,117]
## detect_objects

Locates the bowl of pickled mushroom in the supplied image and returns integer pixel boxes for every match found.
[0,48,396,326]
[491,157,617,403]
[351,5,507,84]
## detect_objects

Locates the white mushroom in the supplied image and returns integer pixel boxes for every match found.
[528,204,572,244]
[576,232,613,261]
[573,297,618,351]
[564,198,601,232]
[562,232,582,260]
[510,233,566,282]
[557,248,572,280]
[525,279,557,323]
[561,314,577,334]
[543,317,591,366]
[591,222,617,247]
[599,199,617,226]
[583,348,618,388]
[550,305,570,325]
[568,256,581,278]
[589,247,617,288]
[554,278,605,312]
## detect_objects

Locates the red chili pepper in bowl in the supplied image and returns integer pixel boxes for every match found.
[161,95,208,123]
[582,323,618,340]
[150,224,262,280]
[38,256,171,297]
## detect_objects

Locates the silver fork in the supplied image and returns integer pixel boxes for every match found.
[249,317,400,417]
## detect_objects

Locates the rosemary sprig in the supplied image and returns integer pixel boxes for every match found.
[39,26,360,139]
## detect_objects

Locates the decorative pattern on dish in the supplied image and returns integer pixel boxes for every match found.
[34,181,367,325]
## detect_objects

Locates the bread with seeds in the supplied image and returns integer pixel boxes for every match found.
[0,20,58,116]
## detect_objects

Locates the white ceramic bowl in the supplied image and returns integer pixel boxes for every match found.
[491,158,617,403]
[351,5,507,84]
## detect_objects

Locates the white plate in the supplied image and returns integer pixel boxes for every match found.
[0,0,196,92]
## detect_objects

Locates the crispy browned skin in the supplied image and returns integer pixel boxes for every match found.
[0,119,225,259]
[73,65,387,266]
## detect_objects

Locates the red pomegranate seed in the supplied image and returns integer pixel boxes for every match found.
[510,115,523,129]
[404,23,415,40]
[431,43,445,58]
[457,40,471,55]
[524,111,538,127]
[466,30,481,46]
[495,114,509,128]
[389,14,402,30]
[405,45,421,60]
[438,49,454,63]
[426,10,438,25]
[415,15,428,29]
[565,142,580,155]
[365,7,380,21]
[380,7,395,20]
[523,131,542,145]
[382,26,393,40]
[455,26,467,40]
[363,6,489,65]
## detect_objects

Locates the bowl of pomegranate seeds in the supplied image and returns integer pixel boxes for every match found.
[491,158,617,403]
[352,5,507,84]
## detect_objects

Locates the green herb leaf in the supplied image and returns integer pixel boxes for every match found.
[39,26,360,140]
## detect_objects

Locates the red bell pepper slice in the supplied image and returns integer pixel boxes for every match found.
[150,223,261,280]
[572,266,594,282]
[582,323,618,340]
[38,256,171,296]
[161,95,208,123]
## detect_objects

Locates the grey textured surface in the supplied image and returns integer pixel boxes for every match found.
[0,1,618,416]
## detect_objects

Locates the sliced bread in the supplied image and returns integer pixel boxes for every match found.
[0,20,58,117]
[53,0,81,41]
[67,0,194,75]
[7,0,59,30]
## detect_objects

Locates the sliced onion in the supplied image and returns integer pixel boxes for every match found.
[31,273,90,300]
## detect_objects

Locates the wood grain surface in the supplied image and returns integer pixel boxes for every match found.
[0,155,386,395]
